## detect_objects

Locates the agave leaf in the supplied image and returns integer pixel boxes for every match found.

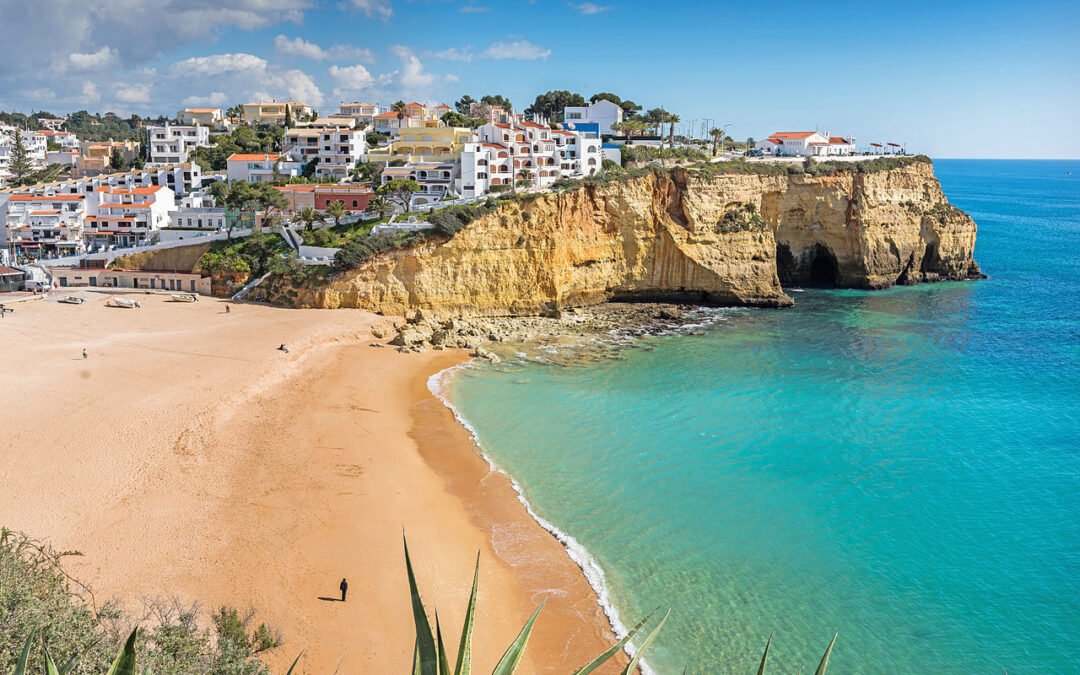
[757,632,772,675]
[572,610,656,674]
[105,628,138,675]
[813,633,838,675]
[59,652,81,675]
[491,600,546,675]
[619,609,670,675]
[45,647,61,675]
[404,536,438,675]
[412,641,423,675]
[436,612,452,675]
[284,651,304,675]
[454,552,480,675]
[14,629,35,675]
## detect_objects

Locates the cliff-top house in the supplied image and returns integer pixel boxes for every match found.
[756,131,856,157]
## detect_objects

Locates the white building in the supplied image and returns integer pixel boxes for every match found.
[562,99,624,137]
[0,127,48,184]
[82,185,176,250]
[283,126,367,180]
[335,102,381,126]
[226,153,303,183]
[0,193,87,258]
[381,161,458,207]
[241,101,314,125]
[38,130,79,149]
[177,107,225,127]
[147,123,211,166]
[756,131,857,157]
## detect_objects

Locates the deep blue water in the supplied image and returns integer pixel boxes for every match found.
[444,160,1080,673]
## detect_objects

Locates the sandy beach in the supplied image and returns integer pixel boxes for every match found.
[0,292,617,673]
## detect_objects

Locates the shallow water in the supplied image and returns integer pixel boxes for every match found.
[445,160,1080,673]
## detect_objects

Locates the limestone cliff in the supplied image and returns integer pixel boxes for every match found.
[271,159,981,315]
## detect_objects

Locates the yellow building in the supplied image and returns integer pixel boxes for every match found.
[241,101,314,125]
[369,124,474,162]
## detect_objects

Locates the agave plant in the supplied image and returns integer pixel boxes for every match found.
[403,536,668,675]
[756,631,838,675]
[13,627,138,675]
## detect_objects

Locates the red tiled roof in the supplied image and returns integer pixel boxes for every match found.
[769,132,816,139]
[227,153,285,161]
[9,194,84,201]
[828,136,851,144]
[374,112,400,119]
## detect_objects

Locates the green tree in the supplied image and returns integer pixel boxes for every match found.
[324,199,348,228]
[590,92,622,106]
[454,95,476,115]
[109,147,127,171]
[294,207,326,232]
[253,182,289,228]
[7,129,34,185]
[479,94,512,110]
[620,100,642,118]
[666,113,680,146]
[366,195,393,219]
[376,178,420,212]
[523,90,586,122]
[284,104,293,129]
[353,161,379,182]
[391,100,407,123]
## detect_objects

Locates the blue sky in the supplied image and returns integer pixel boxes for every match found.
[1,0,1077,157]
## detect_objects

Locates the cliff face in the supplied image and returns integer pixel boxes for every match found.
[273,160,981,315]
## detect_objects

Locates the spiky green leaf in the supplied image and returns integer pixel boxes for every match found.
[45,647,61,675]
[813,633,838,675]
[436,613,451,675]
[572,610,656,674]
[454,553,480,675]
[757,633,772,675]
[105,628,138,675]
[491,600,546,675]
[59,652,81,675]
[284,651,304,675]
[404,536,438,675]
[620,609,670,675]
[14,629,35,675]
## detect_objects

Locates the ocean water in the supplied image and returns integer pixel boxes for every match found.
[441,160,1080,673]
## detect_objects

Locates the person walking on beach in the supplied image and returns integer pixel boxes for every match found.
[82,349,87,360]
[278,343,289,353]
[225,305,231,314]
[339,578,348,602]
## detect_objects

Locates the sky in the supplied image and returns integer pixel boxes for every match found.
[0,0,1077,158]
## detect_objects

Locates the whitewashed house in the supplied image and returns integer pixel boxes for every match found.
[226,153,303,183]
[335,102,381,127]
[562,99,624,137]
[284,126,367,180]
[146,123,211,165]
[177,108,225,127]
[82,185,176,250]
[756,131,857,157]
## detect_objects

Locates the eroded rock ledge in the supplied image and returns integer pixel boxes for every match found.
[268,159,982,316]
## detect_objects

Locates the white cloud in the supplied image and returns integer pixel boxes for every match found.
[390,45,434,90]
[432,40,551,63]
[116,84,152,104]
[182,92,230,106]
[274,35,376,62]
[66,46,118,71]
[347,0,392,19]
[570,2,611,14]
[170,53,269,76]
[329,64,376,97]
[482,41,551,60]
[80,81,100,104]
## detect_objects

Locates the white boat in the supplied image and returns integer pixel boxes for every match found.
[169,293,199,303]
[58,296,84,305]
[107,297,141,309]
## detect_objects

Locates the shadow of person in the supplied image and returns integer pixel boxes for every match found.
[317,596,342,602]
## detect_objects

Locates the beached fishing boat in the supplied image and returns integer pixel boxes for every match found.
[58,296,84,305]
[107,297,141,308]
[169,293,198,303]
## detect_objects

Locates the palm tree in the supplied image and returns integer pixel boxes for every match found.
[710,128,723,156]
[295,207,326,232]
[366,195,393,220]
[324,200,348,229]
[667,113,680,147]
[391,100,407,126]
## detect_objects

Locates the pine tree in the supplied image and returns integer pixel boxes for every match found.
[8,129,34,186]
[284,104,293,129]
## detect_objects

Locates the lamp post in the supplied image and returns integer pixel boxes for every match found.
[719,123,732,155]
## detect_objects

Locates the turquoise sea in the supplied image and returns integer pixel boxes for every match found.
[440,160,1080,673]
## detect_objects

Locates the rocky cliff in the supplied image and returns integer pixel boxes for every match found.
[270,159,981,316]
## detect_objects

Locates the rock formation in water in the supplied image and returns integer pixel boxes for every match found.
[268,158,982,315]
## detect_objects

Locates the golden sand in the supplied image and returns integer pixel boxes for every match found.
[0,293,618,673]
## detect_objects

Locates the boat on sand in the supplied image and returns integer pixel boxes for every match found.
[59,296,84,305]
[107,297,141,309]
[168,293,198,303]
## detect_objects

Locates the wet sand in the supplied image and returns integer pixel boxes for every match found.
[0,292,618,673]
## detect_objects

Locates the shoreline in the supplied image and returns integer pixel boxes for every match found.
[425,363,641,668]
[410,355,623,671]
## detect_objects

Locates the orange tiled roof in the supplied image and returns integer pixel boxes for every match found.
[9,194,84,201]
[769,131,817,140]
[227,153,285,161]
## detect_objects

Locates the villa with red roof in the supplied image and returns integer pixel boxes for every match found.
[756,131,857,157]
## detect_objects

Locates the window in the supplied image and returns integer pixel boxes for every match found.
[352,200,358,207]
